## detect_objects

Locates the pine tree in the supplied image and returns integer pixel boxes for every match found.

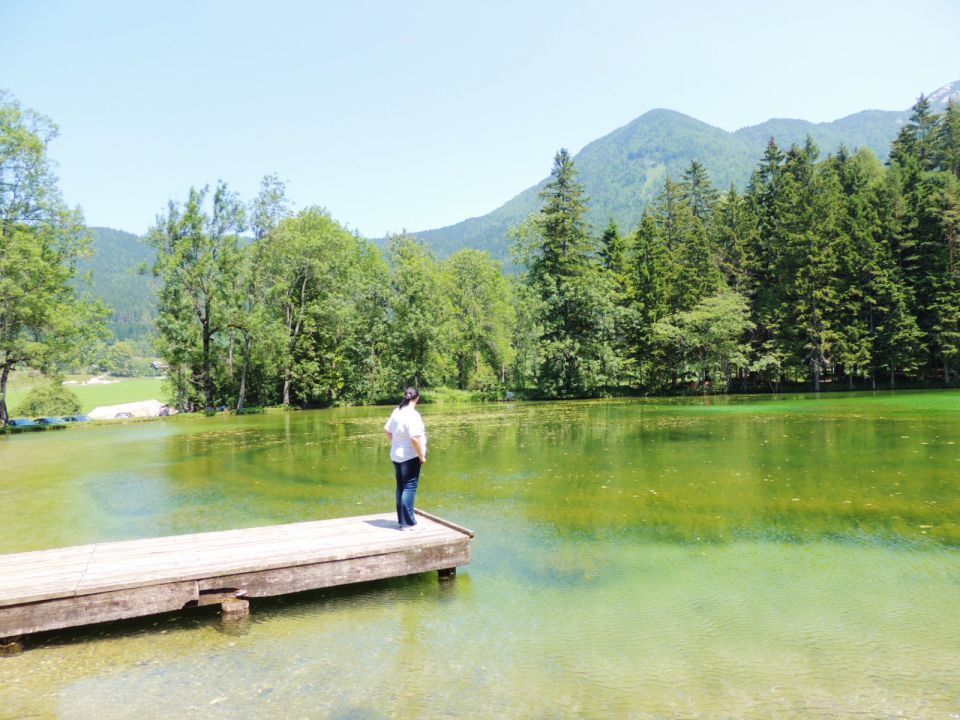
[599,220,632,387]
[746,138,840,390]
[599,219,628,283]
[681,160,720,222]
[890,95,941,173]
[935,101,960,179]
[625,212,669,387]
[871,167,925,386]
[743,139,788,383]
[888,100,960,383]
[784,139,840,391]
[515,150,615,397]
[713,185,756,292]
[650,178,723,313]
[828,148,892,387]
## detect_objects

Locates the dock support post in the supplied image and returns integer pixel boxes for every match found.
[221,597,250,619]
[438,567,457,581]
[219,597,251,635]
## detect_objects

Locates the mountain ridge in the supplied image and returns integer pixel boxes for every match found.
[410,81,958,260]
[84,80,959,335]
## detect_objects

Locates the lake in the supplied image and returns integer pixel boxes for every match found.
[1,391,958,718]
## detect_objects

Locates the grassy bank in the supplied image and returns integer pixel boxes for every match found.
[6,377,169,415]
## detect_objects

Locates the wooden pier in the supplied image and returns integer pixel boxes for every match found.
[0,509,473,641]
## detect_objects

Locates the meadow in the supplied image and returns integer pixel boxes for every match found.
[5,375,168,416]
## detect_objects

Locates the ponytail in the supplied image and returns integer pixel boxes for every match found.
[398,387,420,409]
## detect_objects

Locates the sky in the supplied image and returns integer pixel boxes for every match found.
[3,0,960,238]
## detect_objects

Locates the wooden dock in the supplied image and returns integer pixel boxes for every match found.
[0,509,474,641]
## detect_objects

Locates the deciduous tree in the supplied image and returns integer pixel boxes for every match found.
[147,183,245,411]
[0,92,107,425]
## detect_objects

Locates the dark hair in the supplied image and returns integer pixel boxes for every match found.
[398,387,420,409]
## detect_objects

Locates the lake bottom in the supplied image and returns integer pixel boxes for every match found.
[3,532,958,720]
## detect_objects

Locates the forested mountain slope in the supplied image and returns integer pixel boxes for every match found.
[76,227,156,341]
[412,80,960,260]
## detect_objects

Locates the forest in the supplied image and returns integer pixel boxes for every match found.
[142,96,960,409]
[2,93,959,419]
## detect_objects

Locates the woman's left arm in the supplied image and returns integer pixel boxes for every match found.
[410,435,427,464]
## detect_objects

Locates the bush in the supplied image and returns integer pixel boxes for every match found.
[420,386,506,404]
[15,381,82,417]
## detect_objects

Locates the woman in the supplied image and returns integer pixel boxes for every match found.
[384,387,427,530]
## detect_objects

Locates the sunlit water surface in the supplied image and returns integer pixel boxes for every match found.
[1,391,959,719]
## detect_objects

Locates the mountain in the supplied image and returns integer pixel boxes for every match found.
[412,81,959,261]
[79,81,958,337]
[411,109,756,259]
[929,79,960,110]
[76,227,157,342]
[731,110,904,162]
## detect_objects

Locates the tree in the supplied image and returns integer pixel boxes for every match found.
[250,173,290,241]
[507,275,543,391]
[598,220,633,386]
[0,92,108,425]
[681,160,720,221]
[103,340,137,376]
[649,177,723,314]
[225,175,292,412]
[514,149,615,397]
[888,99,960,384]
[255,207,385,406]
[651,288,755,388]
[712,185,755,292]
[827,147,922,388]
[745,138,840,390]
[624,211,669,386]
[385,235,454,389]
[780,139,841,391]
[935,101,960,180]
[599,219,628,282]
[147,183,246,412]
[338,242,391,404]
[444,249,517,390]
[890,95,941,173]
[927,172,960,382]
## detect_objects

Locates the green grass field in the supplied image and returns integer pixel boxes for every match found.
[5,376,169,416]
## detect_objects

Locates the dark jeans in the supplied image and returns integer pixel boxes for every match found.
[393,457,421,528]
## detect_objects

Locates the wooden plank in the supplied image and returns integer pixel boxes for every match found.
[0,581,197,637]
[415,509,475,537]
[0,513,465,604]
[198,541,472,597]
[73,524,458,595]
[0,546,94,605]
[0,511,474,639]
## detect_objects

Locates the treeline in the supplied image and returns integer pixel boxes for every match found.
[148,180,518,410]
[150,97,960,409]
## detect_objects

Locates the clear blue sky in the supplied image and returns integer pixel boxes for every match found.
[3,0,960,237]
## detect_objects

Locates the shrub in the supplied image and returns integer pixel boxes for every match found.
[15,381,82,417]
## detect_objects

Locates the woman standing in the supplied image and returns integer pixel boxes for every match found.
[384,387,427,530]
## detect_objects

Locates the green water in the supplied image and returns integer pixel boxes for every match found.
[1,391,959,718]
